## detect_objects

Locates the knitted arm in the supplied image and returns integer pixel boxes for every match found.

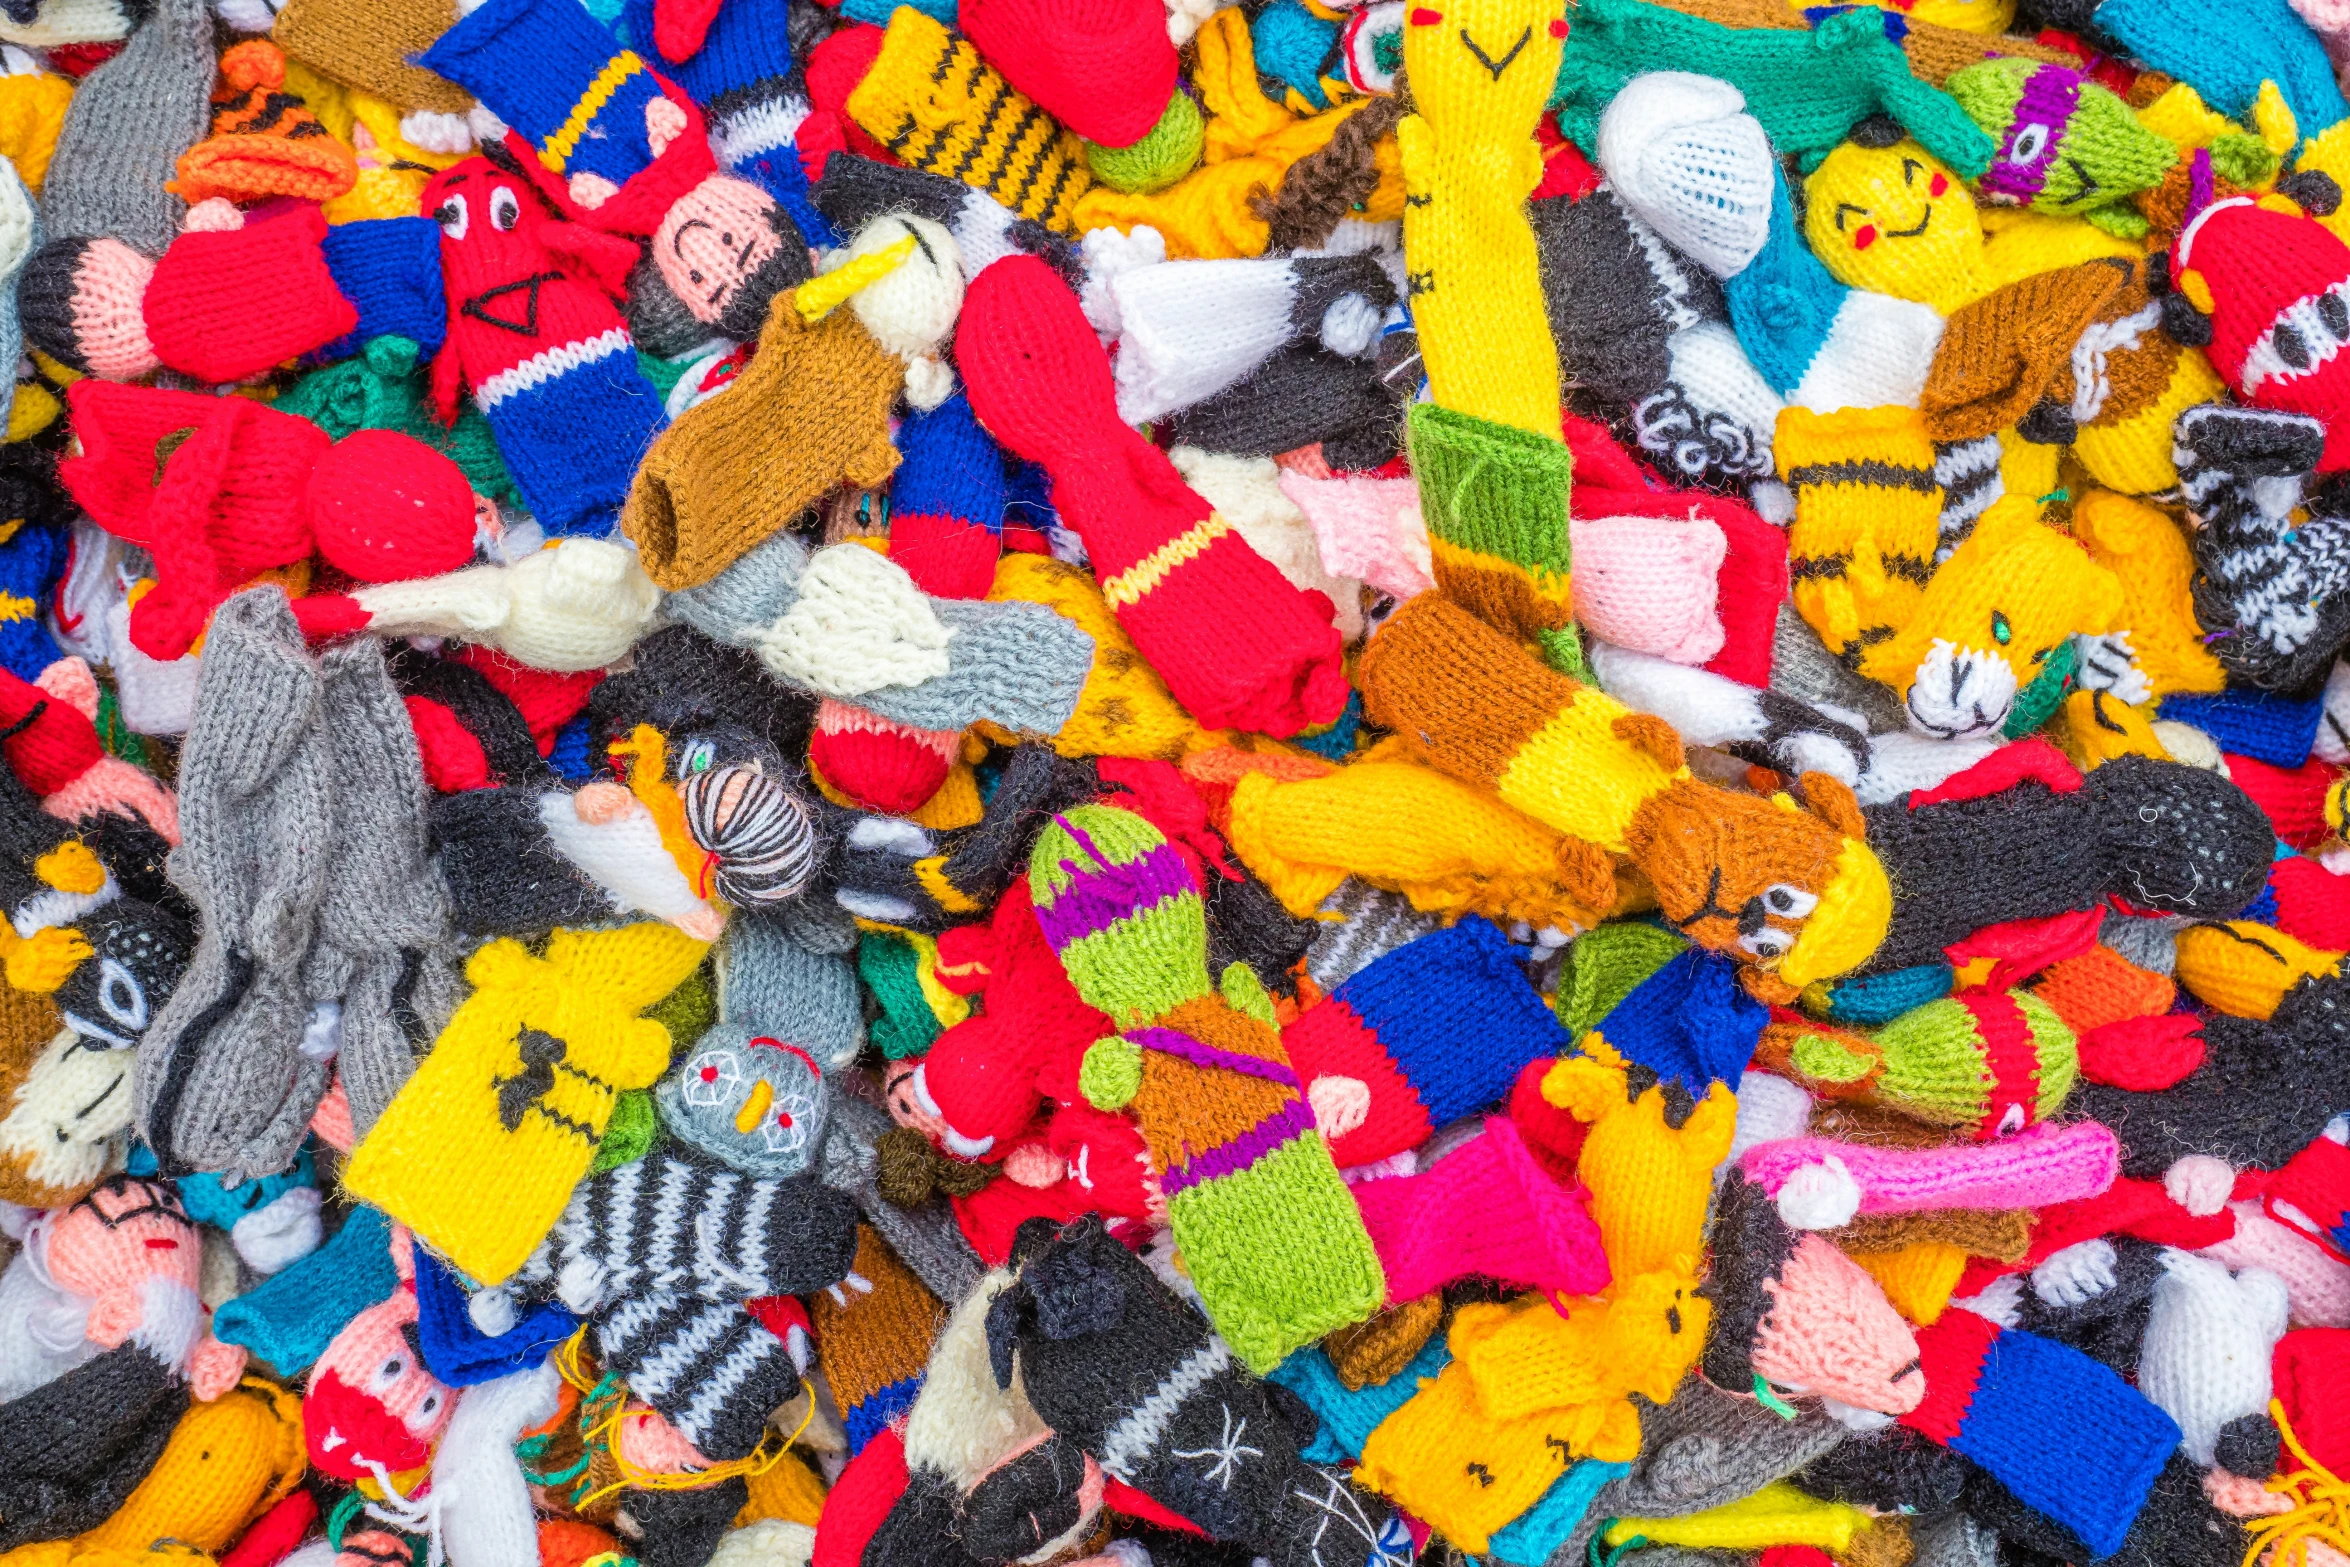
[958,255,1347,738]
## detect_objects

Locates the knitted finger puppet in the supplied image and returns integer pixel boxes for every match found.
[419,155,663,537]
[303,1231,455,1485]
[1280,915,1574,1167]
[0,1176,246,1550]
[1761,989,2078,1138]
[987,1215,1412,1567]
[1358,594,1891,1002]
[2136,1248,2290,1469]
[656,1026,829,1178]
[1858,748,2274,972]
[341,920,711,1284]
[420,0,712,234]
[1803,126,1994,314]
[0,1019,132,1209]
[75,1376,305,1558]
[958,255,1347,738]
[2166,191,2350,474]
[1027,803,1385,1371]
[36,0,213,259]
[350,539,663,675]
[1703,1170,1926,1419]
[2173,403,2350,693]
[1898,1307,2179,1556]
[155,1142,323,1274]
[2072,971,2350,1177]
[168,39,357,206]
[1945,60,2205,238]
[1541,1048,1738,1279]
[1779,418,2126,739]
[1356,1271,1709,1550]
[841,8,1094,234]
[621,260,906,592]
[960,0,1185,170]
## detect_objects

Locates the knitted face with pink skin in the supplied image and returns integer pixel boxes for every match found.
[651,173,807,339]
[304,1283,455,1480]
[1752,1233,1926,1415]
[43,1174,202,1304]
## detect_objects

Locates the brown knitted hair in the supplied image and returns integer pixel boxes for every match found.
[1324,1292,1445,1390]
[1829,1206,2036,1263]
[1251,91,1408,254]
[873,1125,998,1206]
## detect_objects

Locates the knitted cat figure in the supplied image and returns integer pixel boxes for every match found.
[1028,803,1385,1372]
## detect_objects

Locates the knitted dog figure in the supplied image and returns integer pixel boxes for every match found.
[419,154,663,538]
[342,920,710,1284]
[1028,803,1385,1371]
[985,1216,1411,1567]
[1359,594,1891,1003]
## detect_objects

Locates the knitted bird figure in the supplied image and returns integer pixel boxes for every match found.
[1028,802,1385,1372]
[419,155,663,538]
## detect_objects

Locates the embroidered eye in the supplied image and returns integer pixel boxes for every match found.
[490,186,520,232]
[676,739,718,775]
[1739,927,1794,960]
[1761,884,1818,918]
[2008,122,2050,165]
[434,193,468,239]
[1991,610,2012,645]
[374,1356,406,1389]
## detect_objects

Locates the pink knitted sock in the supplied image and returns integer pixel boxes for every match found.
[1740,1121,2120,1225]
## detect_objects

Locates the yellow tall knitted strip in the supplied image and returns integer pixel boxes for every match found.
[1100,513,1234,609]
[540,51,646,173]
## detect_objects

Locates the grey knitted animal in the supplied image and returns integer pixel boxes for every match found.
[135,589,334,1181]
[39,0,213,255]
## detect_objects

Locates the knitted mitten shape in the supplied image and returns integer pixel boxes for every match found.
[2071,971,2350,1178]
[1548,0,1994,177]
[308,634,462,1145]
[885,391,1007,600]
[1395,0,1563,438]
[57,383,330,664]
[958,255,1346,739]
[1028,803,1384,1370]
[1408,402,1580,677]
[81,1372,305,1557]
[420,158,662,538]
[960,0,1176,148]
[2170,196,2350,474]
[989,1215,1409,1567]
[1359,594,1890,1000]
[1899,1309,2178,1557]
[170,40,357,205]
[842,8,1092,233]
[131,589,333,1183]
[623,295,903,592]
[342,920,712,1284]
[1858,749,2274,972]
[1595,73,1776,280]
[38,0,212,256]
[595,1290,804,1462]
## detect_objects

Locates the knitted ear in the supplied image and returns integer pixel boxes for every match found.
[984,1275,1031,1389]
[2159,287,2213,348]
[2278,168,2343,217]
[1793,772,1866,839]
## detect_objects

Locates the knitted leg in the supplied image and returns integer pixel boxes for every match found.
[310,633,463,1145]
[1409,403,1583,677]
[1775,404,1946,667]
[131,588,332,1181]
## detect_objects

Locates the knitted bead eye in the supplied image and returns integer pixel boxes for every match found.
[1740,927,1793,960]
[489,186,520,232]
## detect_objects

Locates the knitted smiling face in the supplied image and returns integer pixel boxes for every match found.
[1945,60,2176,237]
[656,1025,830,1178]
[1804,130,1985,313]
[1400,0,1569,135]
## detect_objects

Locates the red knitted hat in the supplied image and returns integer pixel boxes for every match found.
[960,0,1178,148]
[2173,196,2350,471]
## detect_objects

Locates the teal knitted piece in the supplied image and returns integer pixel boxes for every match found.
[859,931,945,1060]
[1549,0,1994,177]
[1723,169,1847,398]
[1488,1459,1634,1567]
[213,1203,398,1376]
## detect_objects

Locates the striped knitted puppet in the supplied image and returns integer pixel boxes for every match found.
[1397,0,1581,675]
[1027,802,1384,1371]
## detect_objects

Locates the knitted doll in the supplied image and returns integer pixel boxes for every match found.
[418,154,663,538]
[1759,988,2079,1138]
[987,1216,1412,1567]
[1858,745,2274,971]
[303,1229,455,1485]
[1359,593,1891,1002]
[72,1376,305,1559]
[342,920,712,1284]
[1028,804,1385,1371]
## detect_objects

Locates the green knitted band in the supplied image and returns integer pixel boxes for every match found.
[1030,804,1211,1027]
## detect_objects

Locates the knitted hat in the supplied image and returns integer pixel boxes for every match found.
[1027,803,1384,1370]
[959,255,1350,738]
[1595,72,1777,279]
[169,40,359,205]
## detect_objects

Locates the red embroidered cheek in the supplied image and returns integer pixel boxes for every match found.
[1409,6,1442,22]
[1930,172,1949,197]
[1853,225,1877,250]
[1549,17,1568,34]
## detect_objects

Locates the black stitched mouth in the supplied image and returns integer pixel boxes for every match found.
[1458,24,1530,78]
[1885,206,1933,238]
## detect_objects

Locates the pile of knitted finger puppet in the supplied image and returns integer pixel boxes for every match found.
[21,0,2350,1560]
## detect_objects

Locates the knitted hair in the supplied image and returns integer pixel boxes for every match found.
[1028,803,1385,1371]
